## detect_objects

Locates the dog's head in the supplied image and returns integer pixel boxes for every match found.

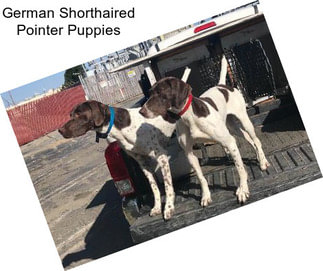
[58,100,108,138]
[139,77,192,119]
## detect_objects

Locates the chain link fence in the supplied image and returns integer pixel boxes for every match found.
[80,65,145,105]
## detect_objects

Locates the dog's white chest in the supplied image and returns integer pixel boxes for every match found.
[189,122,211,141]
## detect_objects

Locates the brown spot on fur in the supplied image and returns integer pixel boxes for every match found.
[217,87,229,102]
[218,84,234,92]
[114,107,131,130]
[191,97,210,117]
[200,97,218,111]
[140,77,192,120]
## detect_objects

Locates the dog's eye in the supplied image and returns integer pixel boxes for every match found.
[78,114,88,120]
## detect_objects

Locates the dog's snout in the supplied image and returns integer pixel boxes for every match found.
[58,127,65,135]
[58,126,69,138]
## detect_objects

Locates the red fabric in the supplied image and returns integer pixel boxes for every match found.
[6,85,86,145]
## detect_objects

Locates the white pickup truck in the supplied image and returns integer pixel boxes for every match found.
[104,1,321,243]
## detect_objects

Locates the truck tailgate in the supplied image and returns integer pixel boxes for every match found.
[130,114,321,243]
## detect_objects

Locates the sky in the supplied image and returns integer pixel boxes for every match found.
[1,71,65,108]
[0,11,215,109]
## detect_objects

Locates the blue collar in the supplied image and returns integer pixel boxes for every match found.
[95,106,115,143]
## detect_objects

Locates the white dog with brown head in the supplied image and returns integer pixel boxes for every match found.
[140,56,270,205]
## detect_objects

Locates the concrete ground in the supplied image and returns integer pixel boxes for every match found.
[20,96,146,269]
[21,129,134,269]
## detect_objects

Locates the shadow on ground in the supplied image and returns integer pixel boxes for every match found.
[62,181,134,269]
[260,97,305,133]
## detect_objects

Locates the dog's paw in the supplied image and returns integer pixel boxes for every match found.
[236,186,249,203]
[201,194,212,207]
[260,159,270,171]
[150,206,162,217]
[163,204,175,220]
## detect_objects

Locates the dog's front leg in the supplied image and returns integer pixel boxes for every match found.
[131,154,162,216]
[222,135,249,203]
[141,167,162,216]
[176,122,212,206]
[156,153,175,220]
[186,151,212,206]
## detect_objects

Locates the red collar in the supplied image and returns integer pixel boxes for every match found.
[178,94,193,116]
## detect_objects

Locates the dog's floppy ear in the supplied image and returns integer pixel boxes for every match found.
[88,101,106,127]
[171,78,192,109]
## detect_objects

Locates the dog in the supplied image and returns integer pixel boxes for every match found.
[58,101,178,220]
[140,56,270,205]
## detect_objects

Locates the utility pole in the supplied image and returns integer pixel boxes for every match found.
[8,91,15,106]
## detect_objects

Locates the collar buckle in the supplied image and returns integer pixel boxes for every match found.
[95,106,115,143]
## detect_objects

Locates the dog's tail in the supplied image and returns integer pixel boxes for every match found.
[218,54,228,85]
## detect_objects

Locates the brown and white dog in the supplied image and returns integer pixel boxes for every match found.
[140,56,270,205]
[59,101,178,220]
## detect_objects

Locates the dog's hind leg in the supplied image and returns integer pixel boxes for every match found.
[226,114,257,158]
[227,89,270,171]
[235,112,270,171]
[176,121,212,207]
